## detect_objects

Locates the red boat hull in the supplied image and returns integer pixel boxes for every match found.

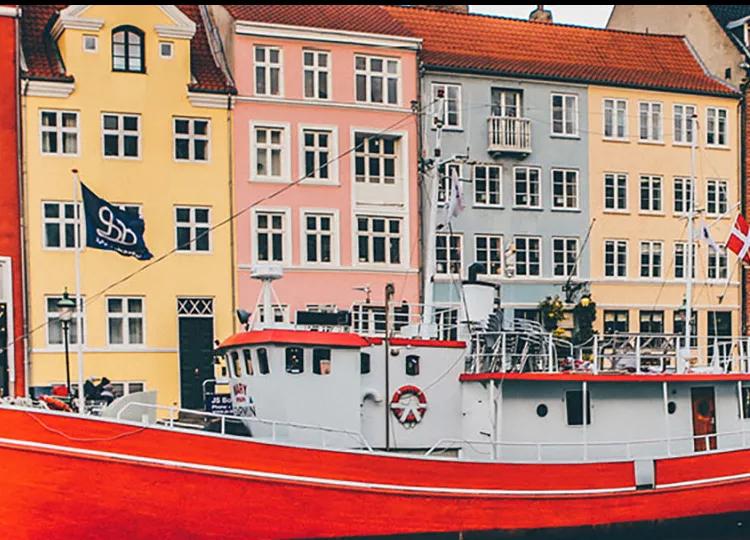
[1,407,750,538]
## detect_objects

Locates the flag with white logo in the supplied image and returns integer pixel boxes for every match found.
[698,218,720,253]
[726,214,750,264]
[444,167,464,227]
[81,182,153,261]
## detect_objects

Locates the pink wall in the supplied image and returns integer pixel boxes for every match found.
[231,33,421,319]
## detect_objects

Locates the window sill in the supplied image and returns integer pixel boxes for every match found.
[550,207,581,213]
[512,206,544,211]
[249,176,292,184]
[550,133,580,140]
[472,204,504,210]
[705,213,731,220]
[638,139,665,146]
[602,209,630,215]
[705,144,731,151]
[430,126,463,132]
[602,137,629,144]
[638,211,666,217]
[300,178,341,187]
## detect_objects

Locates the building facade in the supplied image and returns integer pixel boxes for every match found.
[0,5,24,397]
[608,5,750,332]
[213,5,422,332]
[20,5,235,408]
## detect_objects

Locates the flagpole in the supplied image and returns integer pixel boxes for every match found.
[72,169,85,414]
[683,116,697,372]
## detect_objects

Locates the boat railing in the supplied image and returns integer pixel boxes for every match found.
[468,331,750,375]
[115,402,373,451]
[425,428,750,462]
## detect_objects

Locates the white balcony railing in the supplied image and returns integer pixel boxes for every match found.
[487,116,531,154]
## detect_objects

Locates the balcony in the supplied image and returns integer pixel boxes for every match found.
[487,116,531,156]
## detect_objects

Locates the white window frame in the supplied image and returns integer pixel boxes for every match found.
[353,132,399,185]
[436,233,463,277]
[300,209,339,266]
[252,208,291,266]
[673,176,693,216]
[173,117,210,163]
[45,295,85,347]
[706,107,728,147]
[707,245,728,281]
[639,175,663,214]
[603,98,627,140]
[254,45,283,97]
[706,179,729,216]
[551,168,579,211]
[250,122,290,183]
[106,296,145,347]
[475,234,503,278]
[174,206,212,253]
[431,82,462,129]
[638,101,663,143]
[298,124,338,185]
[640,240,663,278]
[513,166,542,209]
[82,34,98,53]
[159,41,173,59]
[354,215,403,267]
[101,112,141,159]
[40,110,80,156]
[302,49,331,101]
[473,164,502,207]
[514,236,542,277]
[550,93,578,137]
[354,54,401,106]
[552,237,579,278]
[256,304,290,324]
[673,104,696,145]
[673,241,696,280]
[603,239,628,278]
[42,201,82,250]
[603,172,628,213]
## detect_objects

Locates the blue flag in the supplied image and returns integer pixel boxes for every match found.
[81,182,153,261]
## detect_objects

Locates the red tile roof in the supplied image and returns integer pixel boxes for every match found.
[384,6,738,97]
[222,4,414,38]
[20,5,235,94]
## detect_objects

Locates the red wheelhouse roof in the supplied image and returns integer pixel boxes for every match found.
[218,329,370,350]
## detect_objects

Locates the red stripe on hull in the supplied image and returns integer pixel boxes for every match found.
[2,408,750,537]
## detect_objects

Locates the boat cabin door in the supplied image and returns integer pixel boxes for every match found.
[691,387,717,452]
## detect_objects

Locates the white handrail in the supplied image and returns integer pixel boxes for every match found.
[115,402,373,451]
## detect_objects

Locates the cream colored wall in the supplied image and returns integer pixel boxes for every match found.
[588,85,741,336]
[24,6,233,407]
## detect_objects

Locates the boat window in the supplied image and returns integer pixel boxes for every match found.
[286,347,304,374]
[565,390,590,426]
[243,349,253,376]
[360,352,371,374]
[536,404,548,418]
[406,355,420,376]
[667,401,677,415]
[742,388,750,419]
[313,348,332,375]
[230,350,242,378]
[257,348,270,375]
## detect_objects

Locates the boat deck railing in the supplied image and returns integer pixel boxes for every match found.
[426,428,750,462]
[469,331,750,375]
[115,402,373,451]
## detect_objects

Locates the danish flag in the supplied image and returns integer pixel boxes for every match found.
[727,214,750,264]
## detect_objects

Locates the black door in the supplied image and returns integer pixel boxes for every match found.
[178,316,214,410]
[0,303,8,397]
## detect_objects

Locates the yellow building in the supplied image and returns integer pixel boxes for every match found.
[588,85,741,342]
[20,5,236,408]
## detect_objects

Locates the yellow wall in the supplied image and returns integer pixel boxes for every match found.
[24,6,233,407]
[588,85,740,337]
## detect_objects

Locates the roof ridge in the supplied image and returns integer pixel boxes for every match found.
[387,5,690,41]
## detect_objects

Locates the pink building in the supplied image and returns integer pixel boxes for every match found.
[214,6,422,331]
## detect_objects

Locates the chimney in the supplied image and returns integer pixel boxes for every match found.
[423,5,469,14]
[529,4,553,23]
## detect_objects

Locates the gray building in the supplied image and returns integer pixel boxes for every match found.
[422,71,590,323]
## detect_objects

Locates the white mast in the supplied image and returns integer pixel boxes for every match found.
[420,89,445,338]
[683,115,698,369]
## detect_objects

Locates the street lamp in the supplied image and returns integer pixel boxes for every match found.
[57,290,76,396]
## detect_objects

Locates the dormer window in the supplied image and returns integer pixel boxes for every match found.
[112,26,145,73]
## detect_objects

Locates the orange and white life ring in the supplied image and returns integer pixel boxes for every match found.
[40,394,73,412]
[390,385,427,429]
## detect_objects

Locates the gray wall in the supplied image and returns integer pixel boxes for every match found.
[423,70,590,317]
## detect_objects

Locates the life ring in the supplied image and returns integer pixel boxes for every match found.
[390,385,427,429]
[40,395,73,412]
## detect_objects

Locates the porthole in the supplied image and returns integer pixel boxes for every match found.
[667,401,677,415]
[536,404,548,418]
